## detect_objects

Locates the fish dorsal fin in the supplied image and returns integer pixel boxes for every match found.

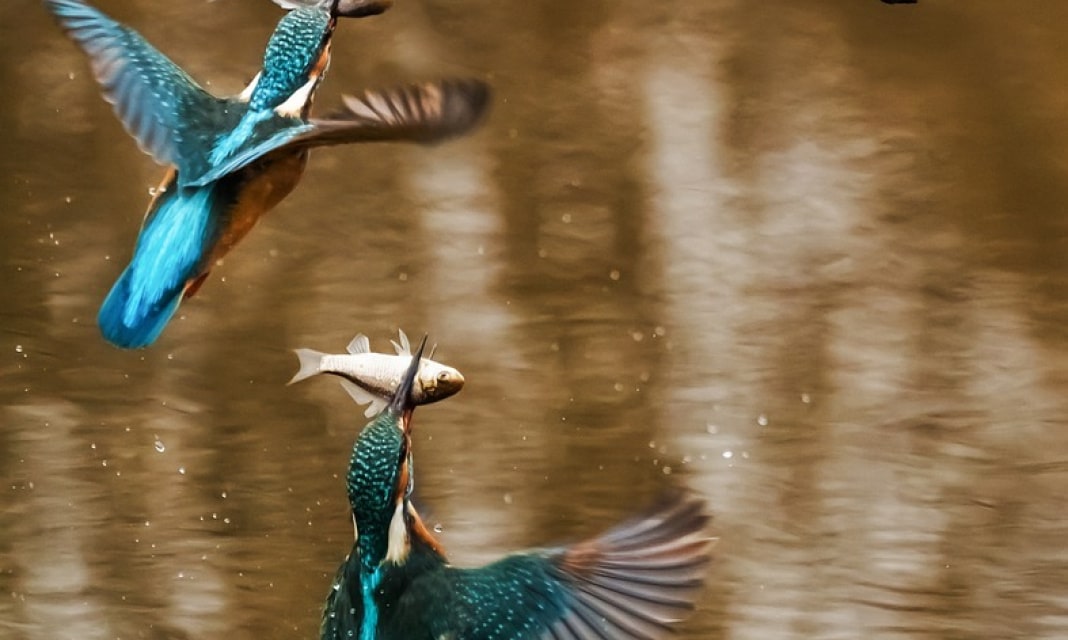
[347,334,371,355]
[392,329,411,355]
[338,378,385,418]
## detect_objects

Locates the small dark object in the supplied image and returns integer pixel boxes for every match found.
[335,0,393,18]
[271,0,393,16]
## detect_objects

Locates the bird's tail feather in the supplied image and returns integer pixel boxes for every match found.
[98,266,183,349]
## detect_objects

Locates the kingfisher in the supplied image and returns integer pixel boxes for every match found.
[43,0,491,348]
[324,336,713,639]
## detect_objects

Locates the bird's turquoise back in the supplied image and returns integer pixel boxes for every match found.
[348,410,406,571]
[250,7,333,111]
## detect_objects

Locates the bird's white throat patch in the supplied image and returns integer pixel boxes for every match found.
[384,499,410,564]
[274,76,318,117]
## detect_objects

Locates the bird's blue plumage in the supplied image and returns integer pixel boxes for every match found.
[251,7,332,111]
[43,0,235,182]
[206,7,331,173]
[98,182,218,348]
[45,0,493,347]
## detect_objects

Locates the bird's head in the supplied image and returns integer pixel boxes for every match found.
[347,334,438,571]
[251,0,393,115]
[247,4,336,115]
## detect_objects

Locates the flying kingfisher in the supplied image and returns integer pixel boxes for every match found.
[43,0,490,348]
[324,336,713,639]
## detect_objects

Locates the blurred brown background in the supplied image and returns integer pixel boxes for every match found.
[2,0,1068,637]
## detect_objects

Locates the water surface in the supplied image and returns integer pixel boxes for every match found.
[2,0,1068,638]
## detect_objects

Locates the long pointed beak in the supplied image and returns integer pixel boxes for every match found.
[334,0,393,18]
[387,334,427,416]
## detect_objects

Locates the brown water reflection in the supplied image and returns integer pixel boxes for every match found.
[3,0,1068,638]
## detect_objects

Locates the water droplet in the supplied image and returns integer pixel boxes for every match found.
[757,414,768,426]
[14,345,22,353]
[503,493,513,505]
[722,450,733,459]
[609,269,620,281]
[178,467,186,475]
[662,466,673,475]
[706,424,718,435]
[561,213,572,223]
[433,523,444,533]
[800,393,811,404]
[154,440,165,453]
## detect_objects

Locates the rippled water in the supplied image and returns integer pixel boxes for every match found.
[3,1,1068,638]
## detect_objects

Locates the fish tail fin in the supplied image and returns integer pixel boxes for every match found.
[289,348,327,385]
[98,266,183,349]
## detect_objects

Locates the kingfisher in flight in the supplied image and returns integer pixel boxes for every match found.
[323,336,713,639]
[43,0,490,348]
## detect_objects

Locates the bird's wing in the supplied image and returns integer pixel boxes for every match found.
[44,0,233,172]
[408,492,713,640]
[320,545,366,640]
[184,79,491,187]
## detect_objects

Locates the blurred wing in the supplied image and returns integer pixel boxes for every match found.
[541,492,713,639]
[185,79,491,187]
[422,492,712,640]
[314,78,491,145]
[44,0,228,171]
[320,549,366,640]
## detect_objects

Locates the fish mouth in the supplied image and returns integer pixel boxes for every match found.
[422,369,465,403]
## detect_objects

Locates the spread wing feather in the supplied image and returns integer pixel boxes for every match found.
[401,492,712,640]
[43,0,234,174]
[185,79,491,187]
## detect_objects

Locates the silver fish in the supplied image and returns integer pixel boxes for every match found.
[289,329,464,416]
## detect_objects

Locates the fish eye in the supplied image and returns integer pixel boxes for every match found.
[437,371,450,381]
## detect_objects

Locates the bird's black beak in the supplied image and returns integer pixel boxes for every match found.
[388,334,427,419]
[333,0,393,18]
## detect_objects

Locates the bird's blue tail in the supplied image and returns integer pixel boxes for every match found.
[97,185,216,349]
[98,267,183,349]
